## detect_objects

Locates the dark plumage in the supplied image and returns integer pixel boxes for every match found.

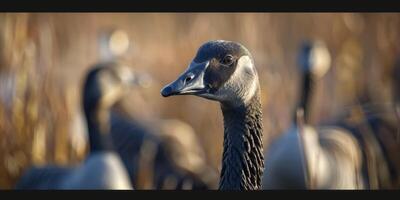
[16,62,133,189]
[264,41,371,189]
[264,41,400,189]
[74,62,214,190]
[162,40,264,190]
[262,41,331,189]
[110,111,213,189]
[219,95,264,190]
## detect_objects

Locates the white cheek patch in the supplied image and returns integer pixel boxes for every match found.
[221,55,259,104]
[310,42,331,79]
[244,66,259,103]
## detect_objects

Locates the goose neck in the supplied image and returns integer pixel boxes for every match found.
[219,94,264,190]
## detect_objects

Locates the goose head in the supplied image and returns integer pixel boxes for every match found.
[83,62,137,117]
[161,40,259,106]
[298,40,331,79]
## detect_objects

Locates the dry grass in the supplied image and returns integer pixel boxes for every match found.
[1,13,400,189]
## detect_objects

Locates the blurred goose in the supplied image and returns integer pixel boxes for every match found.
[263,41,367,189]
[15,62,133,189]
[95,29,215,189]
[262,40,344,189]
[263,41,400,189]
[109,108,214,189]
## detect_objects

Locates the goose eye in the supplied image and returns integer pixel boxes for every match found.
[222,55,234,66]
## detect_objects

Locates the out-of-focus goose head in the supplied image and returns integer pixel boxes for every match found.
[83,62,137,116]
[298,40,331,80]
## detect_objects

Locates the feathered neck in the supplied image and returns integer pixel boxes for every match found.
[219,92,264,190]
[84,103,114,153]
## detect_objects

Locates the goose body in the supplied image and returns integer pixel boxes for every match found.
[94,30,213,189]
[263,41,400,189]
[162,40,264,190]
[110,111,213,189]
[16,152,131,189]
[263,41,339,189]
[262,41,366,189]
[15,62,133,190]
[263,123,365,189]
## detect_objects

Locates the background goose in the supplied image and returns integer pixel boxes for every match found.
[263,40,400,189]
[263,41,367,189]
[2,13,399,190]
[95,28,216,189]
[109,109,215,189]
[162,40,264,190]
[311,52,400,189]
[262,40,341,189]
[15,63,133,189]
[155,119,219,189]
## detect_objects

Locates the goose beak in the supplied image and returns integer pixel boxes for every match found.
[161,61,209,97]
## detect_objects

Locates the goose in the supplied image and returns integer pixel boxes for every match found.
[156,119,219,189]
[75,64,213,189]
[95,28,212,189]
[263,41,369,189]
[15,62,133,189]
[110,110,215,189]
[105,69,215,189]
[261,40,359,189]
[161,40,264,190]
[330,64,400,189]
[263,41,400,189]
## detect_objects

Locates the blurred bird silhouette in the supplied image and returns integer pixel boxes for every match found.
[264,40,400,189]
[263,40,368,189]
[90,29,218,189]
[15,63,134,189]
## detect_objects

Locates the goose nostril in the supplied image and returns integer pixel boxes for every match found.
[184,75,194,83]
